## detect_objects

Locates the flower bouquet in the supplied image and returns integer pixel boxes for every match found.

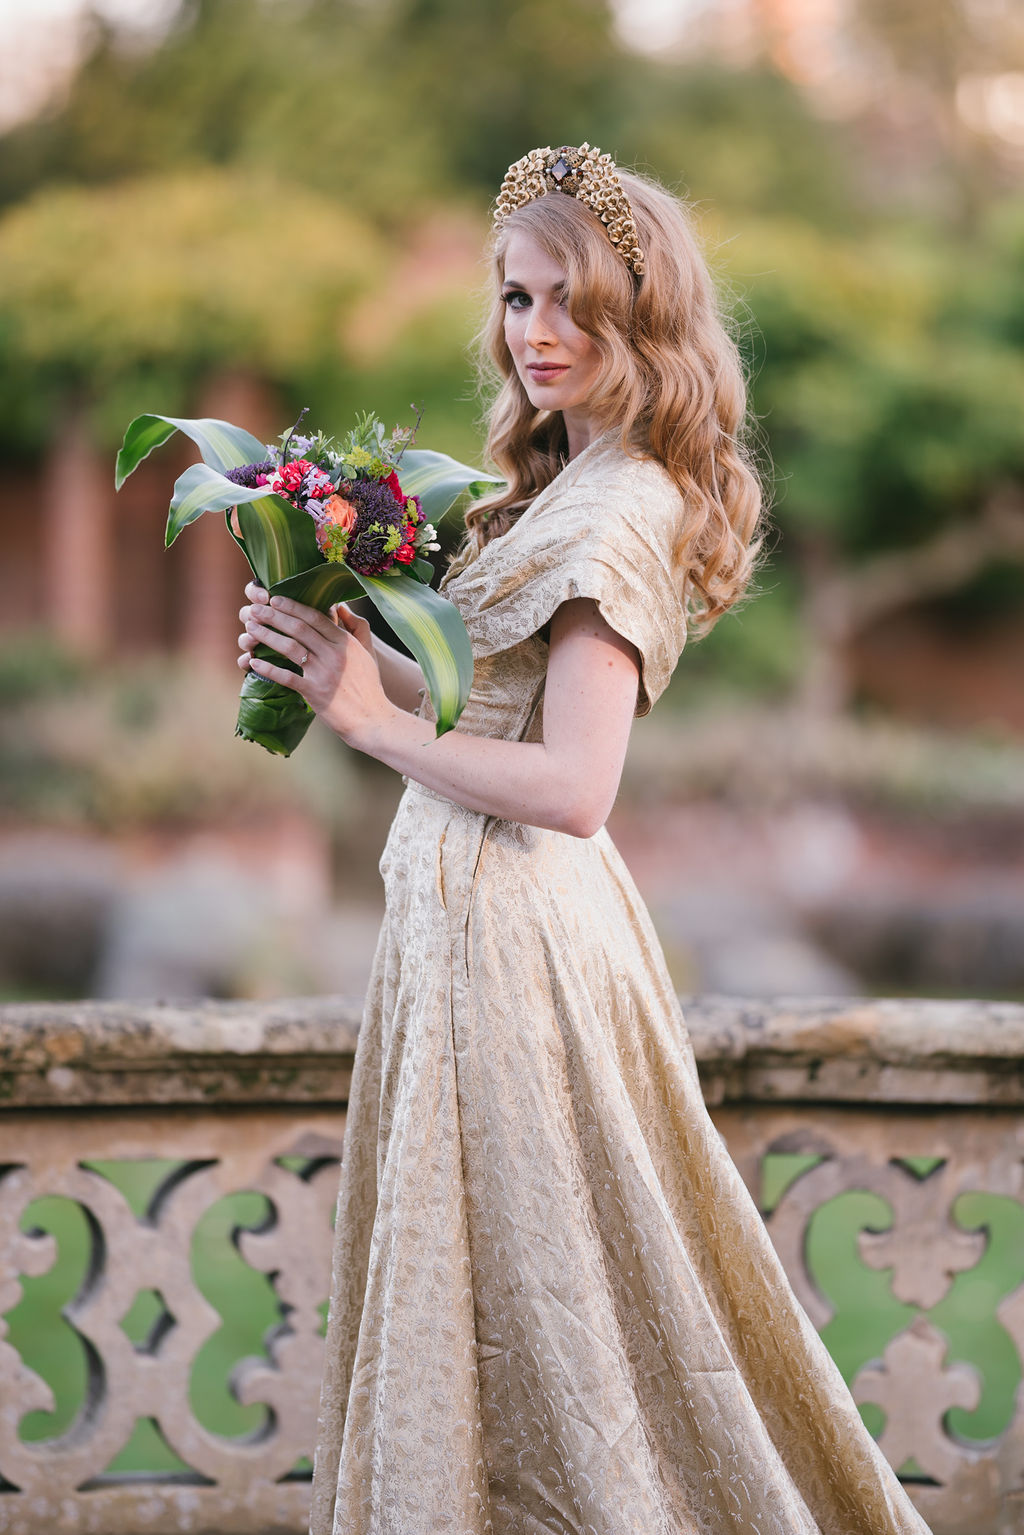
[115,409,499,756]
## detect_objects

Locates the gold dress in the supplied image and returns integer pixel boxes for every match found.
[310,435,931,1535]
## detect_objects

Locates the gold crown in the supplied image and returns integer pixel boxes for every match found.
[493,144,645,277]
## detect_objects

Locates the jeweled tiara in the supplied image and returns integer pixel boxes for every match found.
[493,144,645,277]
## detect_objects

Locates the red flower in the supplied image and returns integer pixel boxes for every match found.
[275,459,312,493]
[385,470,405,506]
[395,544,415,564]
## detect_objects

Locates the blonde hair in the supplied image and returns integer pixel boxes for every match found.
[467,168,766,634]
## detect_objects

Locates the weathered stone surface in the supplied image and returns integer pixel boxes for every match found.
[2,995,1024,1533]
[2,995,1023,1109]
[0,996,361,1108]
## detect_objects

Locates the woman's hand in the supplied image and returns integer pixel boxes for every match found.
[238,581,394,746]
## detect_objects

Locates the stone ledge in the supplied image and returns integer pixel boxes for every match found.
[0,996,361,1109]
[2,994,1022,1109]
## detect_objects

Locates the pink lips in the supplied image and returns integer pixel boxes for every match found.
[526,363,569,382]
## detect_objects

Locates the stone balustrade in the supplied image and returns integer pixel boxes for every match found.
[2,995,1023,1534]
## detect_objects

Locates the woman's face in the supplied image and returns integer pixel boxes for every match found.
[501,230,603,437]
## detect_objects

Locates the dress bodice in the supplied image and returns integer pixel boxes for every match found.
[424,433,694,744]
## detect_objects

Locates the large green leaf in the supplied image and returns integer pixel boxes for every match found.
[355,568,473,735]
[270,562,363,608]
[165,461,275,547]
[115,413,269,488]
[397,449,502,524]
[236,667,315,757]
[233,494,320,589]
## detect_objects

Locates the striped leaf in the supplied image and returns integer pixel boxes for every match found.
[115,413,268,489]
[397,449,502,523]
[165,461,275,547]
[233,493,320,589]
[354,568,474,735]
[270,562,362,608]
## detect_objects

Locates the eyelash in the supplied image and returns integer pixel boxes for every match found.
[502,291,569,311]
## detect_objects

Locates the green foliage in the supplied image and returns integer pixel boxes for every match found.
[0,0,1022,695]
[0,633,84,705]
[721,211,1024,557]
[0,651,356,828]
[354,566,475,734]
[0,167,384,452]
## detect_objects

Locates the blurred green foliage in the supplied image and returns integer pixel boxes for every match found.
[0,0,1021,695]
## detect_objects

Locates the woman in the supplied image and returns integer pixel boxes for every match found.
[239,146,930,1535]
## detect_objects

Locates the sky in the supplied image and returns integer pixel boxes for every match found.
[0,0,702,132]
[0,0,179,128]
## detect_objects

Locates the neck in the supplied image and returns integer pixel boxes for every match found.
[562,409,603,462]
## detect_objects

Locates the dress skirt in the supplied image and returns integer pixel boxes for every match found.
[309,785,930,1535]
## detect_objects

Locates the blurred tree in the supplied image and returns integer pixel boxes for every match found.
[0,0,1022,718]
[847,0,1024,223]
[722,204,1024,712]
[0,166,387,452]
[0,0,856,227]
[0,0,443,223]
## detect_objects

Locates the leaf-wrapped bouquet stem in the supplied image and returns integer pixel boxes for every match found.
[115,412,500,756]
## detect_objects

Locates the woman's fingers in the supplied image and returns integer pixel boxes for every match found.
[245,615,314,670]
[248,653,306,691]
[333,603,375,655]
[267,593,340,644]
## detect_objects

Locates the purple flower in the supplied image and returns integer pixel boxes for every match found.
[345,477,407,574]
[224,460,275,489]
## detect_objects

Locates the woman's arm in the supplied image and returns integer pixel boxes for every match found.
[368,632,426,714]
[238,583,425,713]
[240,591,640,837]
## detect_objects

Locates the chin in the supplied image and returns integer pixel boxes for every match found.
[521,381,577,415]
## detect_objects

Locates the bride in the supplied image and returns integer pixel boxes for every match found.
[240,145,930,1535]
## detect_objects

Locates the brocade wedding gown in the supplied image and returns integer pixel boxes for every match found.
[309,434,931,1535]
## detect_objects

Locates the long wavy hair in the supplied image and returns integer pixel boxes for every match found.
[466,168,766,633]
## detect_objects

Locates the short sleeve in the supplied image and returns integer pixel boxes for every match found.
[443,447,690,716]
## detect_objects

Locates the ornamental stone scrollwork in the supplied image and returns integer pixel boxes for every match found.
[0,1108,344,1535]
[2,995,1024,1534]
[730,1108,1024,1534]
[852,1319,982,1486]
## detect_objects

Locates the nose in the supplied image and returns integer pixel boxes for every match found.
[524,303,556,348]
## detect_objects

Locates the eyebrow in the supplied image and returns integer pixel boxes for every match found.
[501,277,568,296]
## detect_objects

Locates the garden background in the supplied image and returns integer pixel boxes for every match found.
[1,0,1023,1484]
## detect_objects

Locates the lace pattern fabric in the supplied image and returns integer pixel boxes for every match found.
[310,438,932,1534]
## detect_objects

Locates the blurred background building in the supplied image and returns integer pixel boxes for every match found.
[1,0,1023,1004]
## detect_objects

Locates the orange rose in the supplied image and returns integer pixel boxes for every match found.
[316,493,357,557]
[322,494,356,533]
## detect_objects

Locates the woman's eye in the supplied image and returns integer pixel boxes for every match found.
[503,291,530,310]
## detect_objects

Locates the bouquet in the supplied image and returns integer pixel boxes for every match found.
[115,409,499,756]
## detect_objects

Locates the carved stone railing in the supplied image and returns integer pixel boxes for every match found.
[2,996,1023,1534]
